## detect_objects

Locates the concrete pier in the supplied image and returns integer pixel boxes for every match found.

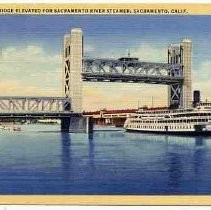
[61,117,71,132]
[61,116,93,133]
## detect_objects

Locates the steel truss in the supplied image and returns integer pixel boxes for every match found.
[83,58,183,85]
[169,84,183,107]
[0,96,71,112]
[64,59,70,97]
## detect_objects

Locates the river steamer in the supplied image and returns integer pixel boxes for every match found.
[124,102,211,135]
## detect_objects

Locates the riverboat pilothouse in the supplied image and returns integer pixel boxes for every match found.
[124,102,211,135]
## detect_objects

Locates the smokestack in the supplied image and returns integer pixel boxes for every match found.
[193,90,200,107]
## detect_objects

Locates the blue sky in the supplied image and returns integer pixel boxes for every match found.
[0,15,211,110]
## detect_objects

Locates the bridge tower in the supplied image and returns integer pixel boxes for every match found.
[63,28,83,113]
[62,28,93,133]
[168,39,192,108]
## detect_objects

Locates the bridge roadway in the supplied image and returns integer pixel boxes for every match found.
[82,72,183,84]
[83,58,183,85]
[0,111,81,119]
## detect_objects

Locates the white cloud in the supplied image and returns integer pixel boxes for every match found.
[1,45,60,63]
[84,44,94,53]
[193,61,211,81]
[132,43,167,62]
[0,45,62,96]
[93,43,167,62]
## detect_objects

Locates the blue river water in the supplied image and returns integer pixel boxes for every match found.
[0,124,211,195]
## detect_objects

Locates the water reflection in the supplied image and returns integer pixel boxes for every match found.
[88,133,94,141]
[61,132,72,180]
[88,133,95,173]
[167,151,183,192]
[128,132,208,149]
[58,130,211,194]
[165,136,206,193]
[193,137,205,176]
[95,131,125,139]
[195,137,204,147]
[3,124,211,194]
[60,132,96,180]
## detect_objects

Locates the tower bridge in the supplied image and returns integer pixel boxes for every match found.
[64,28,192,114]
[0,28,192,132]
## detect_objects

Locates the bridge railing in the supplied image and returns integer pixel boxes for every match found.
[0,96,71,113]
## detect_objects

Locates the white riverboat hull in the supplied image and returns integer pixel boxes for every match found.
[125,128,211,136]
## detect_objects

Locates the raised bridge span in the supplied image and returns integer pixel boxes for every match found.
[82,58,183,85]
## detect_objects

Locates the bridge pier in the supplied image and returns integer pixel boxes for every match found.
[61,117,71,132]
[61,116,93,133]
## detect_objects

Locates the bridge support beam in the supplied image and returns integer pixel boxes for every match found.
[61,116,93,133]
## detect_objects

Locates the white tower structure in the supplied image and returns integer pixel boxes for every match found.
[63,28,83,113]
[168,39,192,108]
[181,39,192,108]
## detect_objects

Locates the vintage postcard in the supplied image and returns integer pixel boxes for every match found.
[1,3,211,206]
